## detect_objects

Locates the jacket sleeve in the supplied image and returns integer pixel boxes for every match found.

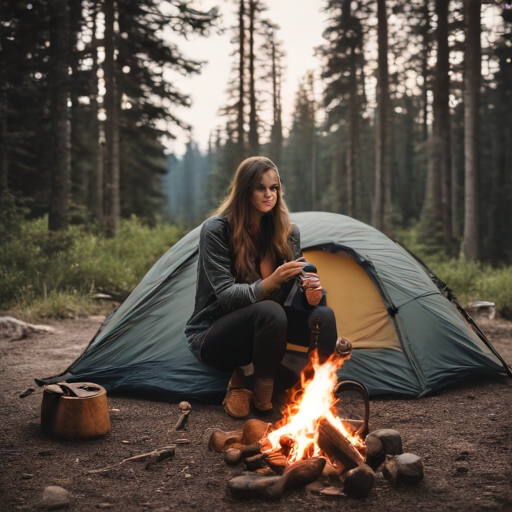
[200,218,267,312]
[290,223,304,259]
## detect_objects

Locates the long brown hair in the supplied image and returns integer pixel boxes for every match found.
[215,156,294,282]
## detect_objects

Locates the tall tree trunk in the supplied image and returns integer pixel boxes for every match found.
[374,0,392,232]
[461,0,481,259]
[248,0,258,156]
[451,122,459,238]
[421,0,431,142]
[88,0,103,224]
[346,43,360,219]
[435,0,452,241]
[103,0,120,237]
[1,94,7,193]
[69,0,85,207]
[269,36,283,167]
[237,0,245,162]
[424,0,451,239]
[48,0,71,232]
[308,72,317,211]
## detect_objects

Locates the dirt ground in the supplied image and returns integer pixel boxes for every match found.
[0,316,511,512]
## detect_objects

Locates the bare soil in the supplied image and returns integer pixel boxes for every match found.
[1,316,511,512]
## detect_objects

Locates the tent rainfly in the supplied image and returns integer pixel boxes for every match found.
[37,212,511,401]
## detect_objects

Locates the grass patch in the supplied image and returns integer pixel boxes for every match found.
[0,216,184,318]
[395,226,512,320]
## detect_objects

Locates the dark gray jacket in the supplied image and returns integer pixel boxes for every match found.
[185,216,302,360]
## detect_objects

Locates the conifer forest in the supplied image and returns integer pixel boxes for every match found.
[2,0,512,316]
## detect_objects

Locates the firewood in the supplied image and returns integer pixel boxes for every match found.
[228,456,327,500]
[278,435,294,458]
[87,446,175,474]
[317,419,364,470]
[224,442,262,466]
[343,463,375,499]
[206,428,243,452]
[264,451,288,474]
[244,454,267,471]
[241,419,270,445]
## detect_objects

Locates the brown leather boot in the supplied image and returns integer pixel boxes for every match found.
[222,367,252,418]
[252,378,274,411]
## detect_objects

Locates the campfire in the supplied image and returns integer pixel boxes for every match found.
[208,342,424,500]
[262,348,365,465]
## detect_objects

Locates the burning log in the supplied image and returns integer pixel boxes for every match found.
[317,418,364,471]
[343,463,375,499]
[264,451,288,474]
[223,442,263,466]
[228,457,327,500]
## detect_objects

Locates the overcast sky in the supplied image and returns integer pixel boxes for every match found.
[163,0,327,156]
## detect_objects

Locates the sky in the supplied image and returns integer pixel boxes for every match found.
[163,0,327,156]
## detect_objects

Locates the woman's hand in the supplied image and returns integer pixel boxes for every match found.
[261,258,306,295]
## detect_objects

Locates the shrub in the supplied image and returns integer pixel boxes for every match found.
[0,216,184,313]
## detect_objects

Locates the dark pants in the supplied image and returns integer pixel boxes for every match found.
[200,300,338,379]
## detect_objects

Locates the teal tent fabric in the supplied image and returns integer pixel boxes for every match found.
[40,212,507,401]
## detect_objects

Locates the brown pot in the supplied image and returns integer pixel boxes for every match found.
[41,382,110,440]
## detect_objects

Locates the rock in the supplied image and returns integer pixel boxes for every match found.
[383,453,424,484]
[0,316,55,341]
[41,486,70,509]
[22,473,35,479]
[367,429,403,455]
[343,463,375,499]
[364,433,385,470]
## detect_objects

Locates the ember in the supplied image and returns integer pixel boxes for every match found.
[262,347,365,465]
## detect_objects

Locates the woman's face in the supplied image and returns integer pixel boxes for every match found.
[251,169,279,217]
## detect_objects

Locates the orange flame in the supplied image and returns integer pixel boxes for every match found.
[263,350,365,464]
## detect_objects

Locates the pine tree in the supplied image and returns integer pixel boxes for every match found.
[48,0,72,232]
[318,0,365,218]
[461,0,481,259]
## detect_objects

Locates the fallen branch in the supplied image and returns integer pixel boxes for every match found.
[88,446,176,474]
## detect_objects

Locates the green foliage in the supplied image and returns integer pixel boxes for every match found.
[0,216,184,313]
[396,225,512,320]
[8,290,110,323]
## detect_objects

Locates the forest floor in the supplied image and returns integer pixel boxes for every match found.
[0,316,511,512]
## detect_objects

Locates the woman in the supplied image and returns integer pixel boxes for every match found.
[185,156,340,418]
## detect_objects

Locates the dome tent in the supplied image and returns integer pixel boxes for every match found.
[37,212,510,400]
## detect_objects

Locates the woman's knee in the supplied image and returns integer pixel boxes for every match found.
[309,306,336,329]
[251,301,287,332]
